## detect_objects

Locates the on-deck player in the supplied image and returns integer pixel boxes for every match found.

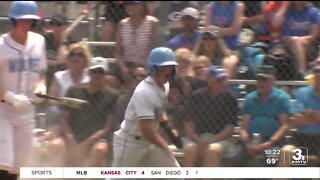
[0,1,47,180]
[112,47,181,169]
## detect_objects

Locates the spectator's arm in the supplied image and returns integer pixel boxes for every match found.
[239,114,251,144]
[59,110,71,138]
[270,113,289,143]
[87,115,114,143]
[48,76,61,97]
[301,21,319,42]
[47,76,62,105]
[204,4,212,30]
[272,1,289,28]
[209,94,238,143]
[243,14,264,26]
[253,113,289,152]
[56,44,68,64]
[148,17,159,53]
[218,2,245,37]
[208,125,234,143]
[103,114,114,136]
[290,112,318,126]
[185,121,200,143]
[115,21,126,70]
[269,94,291,143]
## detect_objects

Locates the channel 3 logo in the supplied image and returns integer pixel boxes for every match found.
[289,147,308,166]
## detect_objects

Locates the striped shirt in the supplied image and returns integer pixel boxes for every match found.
[121,15,153,66]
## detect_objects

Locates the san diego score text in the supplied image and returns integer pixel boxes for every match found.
[151,170,182,176]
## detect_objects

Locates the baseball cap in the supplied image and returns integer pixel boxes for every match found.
[202,30,219,40]
[89,57,108,71]
[207,66,228,79]
[50,14,68,26]
[255,65,275,78]
[181,7,200,20]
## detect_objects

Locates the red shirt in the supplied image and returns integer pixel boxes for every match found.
[263,1,283,34]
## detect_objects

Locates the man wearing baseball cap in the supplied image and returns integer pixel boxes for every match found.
[184,66,238,167]
[59,57,120,166]
[238,65,291,167]
[290,58,320,164]
[167,7,202,51]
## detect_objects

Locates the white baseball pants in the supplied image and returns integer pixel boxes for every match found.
[0,117,33,174]
[112,130,180,167]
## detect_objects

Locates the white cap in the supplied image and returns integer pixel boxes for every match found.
[181,7,200,20]
[89,57,108,71]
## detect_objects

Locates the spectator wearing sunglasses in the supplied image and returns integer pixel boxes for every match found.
[237,65,291,167]
[195,30,240,79]
[44,13,72,91]
[184,66,238,167]
[35,42,91,167]
[44,43,90,132]
[60,57,120,167]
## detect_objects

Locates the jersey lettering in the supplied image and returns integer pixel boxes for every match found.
[9,57,41,73]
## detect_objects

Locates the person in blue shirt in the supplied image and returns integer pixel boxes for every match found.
[238,65,291,167]
[290,58,320,165]
[204,1,245,51]
[167,7,202,51]
[273,1,320,75]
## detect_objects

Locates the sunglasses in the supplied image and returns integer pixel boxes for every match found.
[69,51,85,58]
[90,68,105,75]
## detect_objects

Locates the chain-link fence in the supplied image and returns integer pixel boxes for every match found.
[10,1,318,169]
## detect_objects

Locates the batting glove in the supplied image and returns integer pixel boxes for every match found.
[4,92,32,112]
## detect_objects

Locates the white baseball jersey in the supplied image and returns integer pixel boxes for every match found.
[119,76,169,137]
[0,32,47,123]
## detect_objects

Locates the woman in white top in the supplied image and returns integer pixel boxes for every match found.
[116,1,159,84]
[46,43,90,128]
[49,42,90,97]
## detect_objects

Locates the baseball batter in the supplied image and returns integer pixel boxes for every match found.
[0,1,47,180]
[112,47,180,170]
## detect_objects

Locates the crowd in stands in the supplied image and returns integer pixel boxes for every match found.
[25,1,320,168]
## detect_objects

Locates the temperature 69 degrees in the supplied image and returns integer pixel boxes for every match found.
[264,148,280,165]
[266,157,279,165]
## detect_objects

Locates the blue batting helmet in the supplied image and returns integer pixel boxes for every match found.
[9,1,39,20]
[147,47,178,75]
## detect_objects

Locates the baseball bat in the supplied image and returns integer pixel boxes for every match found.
[62,1,97,42]
[34,93,88,109]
